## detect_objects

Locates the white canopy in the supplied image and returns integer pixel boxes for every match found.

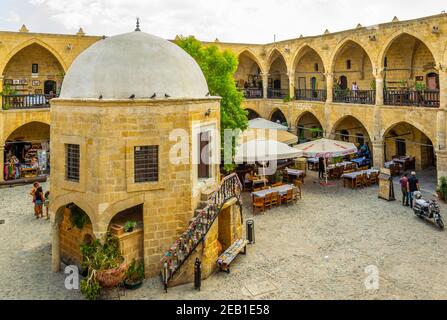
[248,118,288,131]
[296,138,358,159]
[235,139,303,163]
[241,128,298,145]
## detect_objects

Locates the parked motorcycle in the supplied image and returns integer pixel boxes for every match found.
[413,191,444,230]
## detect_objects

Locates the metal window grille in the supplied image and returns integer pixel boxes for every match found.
[134,145,158,183]
[65,144,80,182]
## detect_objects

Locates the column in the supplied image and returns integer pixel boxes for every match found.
[375,77,384,106]
[0,145,4,182]
[436,151,447,183]
[325,73,334,103]
[372,140,385,169]
[288,73,295,99]
[440,70,447,110]
[51,213,63,272]
[436,69,447,182]
[262,73,269,99]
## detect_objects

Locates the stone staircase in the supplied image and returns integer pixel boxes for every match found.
[160,173,242,290]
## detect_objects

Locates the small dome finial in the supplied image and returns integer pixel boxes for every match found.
[135,17,141,31]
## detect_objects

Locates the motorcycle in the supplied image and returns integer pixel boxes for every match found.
[413,191,444,230]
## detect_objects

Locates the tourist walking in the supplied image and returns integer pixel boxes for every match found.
[407,171,420,209]
[399,173,409,206]
[34,186,45,219]
[30,182,40,217]
[318,157,325,180]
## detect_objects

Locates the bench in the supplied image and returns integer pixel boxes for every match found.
[217,239,249,273]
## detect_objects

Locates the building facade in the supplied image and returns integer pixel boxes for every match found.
[1,14,447,183]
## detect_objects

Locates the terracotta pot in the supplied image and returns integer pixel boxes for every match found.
[96,262,127,288]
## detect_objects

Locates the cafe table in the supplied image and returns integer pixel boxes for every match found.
[285,168,305,183]
[252,184,294,202]
[341,169,379,189]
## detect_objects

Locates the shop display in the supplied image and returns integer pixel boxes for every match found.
[3,140,50,181]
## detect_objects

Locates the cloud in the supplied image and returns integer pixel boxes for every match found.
[16,0,447,43]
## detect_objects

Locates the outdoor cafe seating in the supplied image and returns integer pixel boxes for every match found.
[251,183,300,214]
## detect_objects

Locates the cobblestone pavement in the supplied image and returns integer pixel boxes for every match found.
[1,173,446,300]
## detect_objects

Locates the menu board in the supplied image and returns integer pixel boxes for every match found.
[378,168,395,201]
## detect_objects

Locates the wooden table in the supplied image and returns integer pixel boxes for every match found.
[341,169,379,189]
[285,168,305,183]
[252,184,293,198]
[217,239,249,273]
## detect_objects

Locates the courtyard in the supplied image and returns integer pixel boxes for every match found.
[1,171,446,300]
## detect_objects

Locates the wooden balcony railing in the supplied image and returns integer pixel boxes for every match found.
[241,88,263,99]
[295,89,327,102]
[267,89,289,99]
[384,90,440,108]
[333,89,375,105]
[2,94,57,110]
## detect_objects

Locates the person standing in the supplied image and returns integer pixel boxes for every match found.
[30,182,40,217]
[399,173,409,206]
[318,157,325,180]
[407,172,420,209]
[34,186,44,219]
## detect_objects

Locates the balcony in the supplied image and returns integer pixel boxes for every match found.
[267,89,289,99]
[295,89,327,102]
[2,94,57,110]
[384,90,439,108]
[333,89,375,105]
[241,88,263,99]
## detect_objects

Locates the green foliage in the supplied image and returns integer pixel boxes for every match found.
[370,79,376,91]
[68,204,90,230]
[79,232,124,300]
[175,36,248,159]
[310,127,323,140]
[274,170,283,183]
[125,259,145,284]
[333,156,343,164]
[124,221,137,232]
[283,95,292,103]
[415,82,426,91]
[1,84,18,110]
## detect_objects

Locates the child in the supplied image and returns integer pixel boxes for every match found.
[44,191,50,219]
[34,186,44,219]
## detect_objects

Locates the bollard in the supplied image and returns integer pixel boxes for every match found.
[194,258,201,291]
[246,219,255,244]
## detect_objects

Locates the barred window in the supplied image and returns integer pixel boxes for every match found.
[134,146,158,183]
[65,144,80,182]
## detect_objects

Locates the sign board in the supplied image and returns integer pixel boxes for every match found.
[378,168,395,201]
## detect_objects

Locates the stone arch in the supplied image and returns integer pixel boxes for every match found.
[51,195,97,229]
[382,119,435,147]
[382,121,436,171]
[328,37,375,73]
[5,120,50,142]
[245,108,261,120]
[101,194,145,229]
[267,47,288,70]
[328,114,374,144]
[378,31,439,70]
[0,38,68,75]
[237,48,265,75]
[295,111,324,142]
[267,48,289,98]
[292,44,327,74]
[269,107,288,126]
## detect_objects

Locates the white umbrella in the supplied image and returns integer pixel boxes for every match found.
[235,139,303,186]
[241,128,298,145]
[248,118,288,131]
[295,138,358,184]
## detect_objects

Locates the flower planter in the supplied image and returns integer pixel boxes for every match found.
[96,262,127,288]
[124,280,143,290]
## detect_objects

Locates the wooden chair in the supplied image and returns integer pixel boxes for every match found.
[281,189,294,206]
[253,187,262,192]
[270,192,279,207]
[252,196,265,214]
[261,185,269,190]
[292,187,300,204]
[272,182,283,188]
[354,174,365,189]
[264,193,273,209]
[369,172,379,185]
[293,180,302,200]
[283,171,290,183]
[344,169,355,174]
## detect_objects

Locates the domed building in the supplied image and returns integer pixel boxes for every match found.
[49,29,243,284]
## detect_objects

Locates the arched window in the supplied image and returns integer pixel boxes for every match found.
[340,130,349,141]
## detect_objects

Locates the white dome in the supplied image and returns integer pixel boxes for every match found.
[60,31,209,99]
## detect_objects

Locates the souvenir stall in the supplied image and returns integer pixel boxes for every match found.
[3,140,50,180]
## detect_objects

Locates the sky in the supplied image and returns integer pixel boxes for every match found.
[0,0,445,43]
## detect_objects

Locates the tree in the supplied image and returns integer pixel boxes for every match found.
[175,36,248,150]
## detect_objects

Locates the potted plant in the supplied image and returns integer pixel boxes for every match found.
[124,220,137,233]
[80,232,126,300]
[124,259,145,290]
[437,177,447,202]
